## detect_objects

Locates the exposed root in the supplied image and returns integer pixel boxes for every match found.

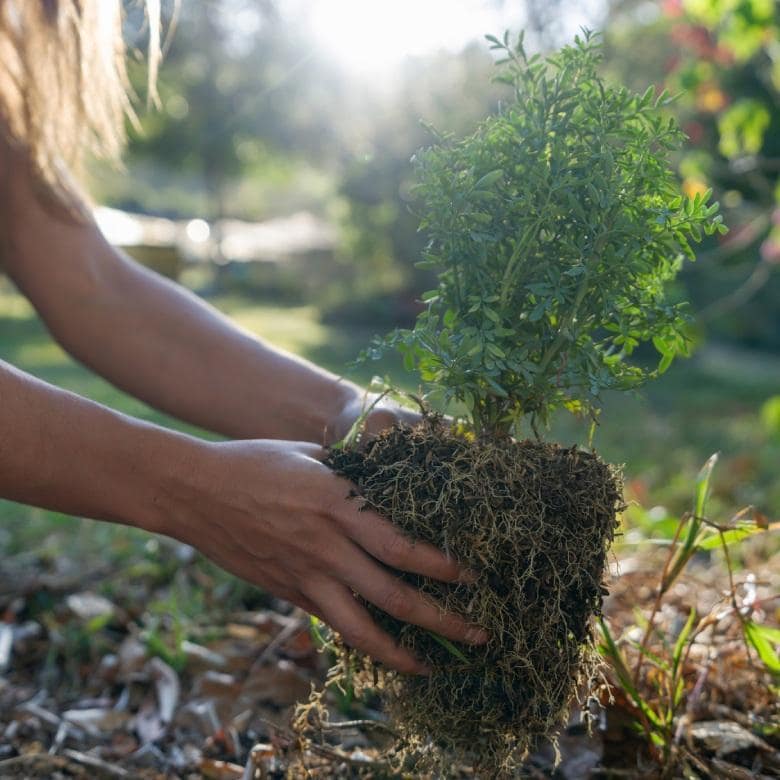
[306,418,623,775]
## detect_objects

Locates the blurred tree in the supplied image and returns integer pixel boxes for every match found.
[109,0,780,349]
[605,0,780,351]
[118,0,348,220]
[326,44,503,323]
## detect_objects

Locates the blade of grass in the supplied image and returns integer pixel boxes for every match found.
[427,631,469,663]
[331,389,391,450]
[694,453,718,520]
[663,453,719,592]
[670,608,697,712]
[672,608,697,678]
[627,640,670,672]
[599,619,665,729]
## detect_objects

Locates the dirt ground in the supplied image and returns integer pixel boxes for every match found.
[1,535,778,779]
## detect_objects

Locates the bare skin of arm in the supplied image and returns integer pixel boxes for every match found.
[0,142,486,672]
[1,144,389,445]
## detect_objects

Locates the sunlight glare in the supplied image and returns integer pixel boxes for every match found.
[307,0,496,76]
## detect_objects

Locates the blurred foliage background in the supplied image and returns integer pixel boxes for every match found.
[2,0,779,547]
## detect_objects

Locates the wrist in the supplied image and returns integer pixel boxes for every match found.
[113,420,209,539]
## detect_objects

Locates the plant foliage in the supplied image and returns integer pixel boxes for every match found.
[598,454,779,772]
[368,31,726,436]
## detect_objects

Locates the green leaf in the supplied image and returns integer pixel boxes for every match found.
[474,169,504,189]
[718,100,771,158]
[744,621,780,675]
[753,625,780,645]
[696,525,766,551]
[428,631,470,663]
[86,612,112,634]
[672,607,696,677]
[598,619,664,728]
[309,616,333,651]
[694,453,718,519]
[485,376,509,397]
[528,301,547,322]
[627,640,670,672]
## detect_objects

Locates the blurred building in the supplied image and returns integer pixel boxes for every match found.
[94,207,337,297]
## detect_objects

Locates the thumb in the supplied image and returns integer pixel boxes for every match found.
[363,408,401,438]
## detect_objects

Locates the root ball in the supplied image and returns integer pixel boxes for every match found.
[324,420,622,773]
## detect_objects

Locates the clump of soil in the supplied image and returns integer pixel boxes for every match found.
[323,418,623,774]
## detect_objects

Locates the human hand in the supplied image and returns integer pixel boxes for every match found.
[164,438,486,674]
[330,391,423,445]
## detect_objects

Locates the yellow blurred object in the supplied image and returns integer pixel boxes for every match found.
[697,84,727,113]
[683,178,709,198]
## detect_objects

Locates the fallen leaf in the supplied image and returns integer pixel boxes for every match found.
[0,623,12,672]
[175,700,221,736]
[280,629,316,661]
[226,624,260,642]
[62,708,130,736]
[241,660,311,707]
[108,732,139,759]
[198,757,244,779]
[117,636,147,677]
[182,640,228,671]
[65,592,115,622]
[147,657,180,726]
[193,670,240,699]
[133,700,166,745]
[689,720,773,758]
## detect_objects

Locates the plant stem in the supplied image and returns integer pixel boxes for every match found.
[632,513,687,685]
[535,269,590,377]
[498,214,546,309]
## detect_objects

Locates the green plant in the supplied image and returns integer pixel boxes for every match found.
[369,30,725,436]
[303,31,733,775]
[599,454,780,773]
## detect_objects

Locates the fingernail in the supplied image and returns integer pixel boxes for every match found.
[457,568,480,585]
[465,627,489,644]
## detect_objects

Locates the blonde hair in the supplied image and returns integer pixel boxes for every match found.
[0,0,162,204]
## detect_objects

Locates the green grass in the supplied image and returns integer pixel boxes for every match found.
[0,277,777,557]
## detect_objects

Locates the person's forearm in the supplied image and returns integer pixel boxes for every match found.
[19,238,359,442]
[0,359,191,532]
[1,146,361,443]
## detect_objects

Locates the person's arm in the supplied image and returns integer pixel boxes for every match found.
[0,143,400,444]
[0,359,485,673]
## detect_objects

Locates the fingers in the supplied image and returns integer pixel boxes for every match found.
[363,405,422,440]
[363,407,407,438]
[307,582,430,675]
[295,442,327,461]
[342,540,487,645]
[337,498,472,584]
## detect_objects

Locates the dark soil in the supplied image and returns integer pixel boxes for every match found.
[322,419,623,774]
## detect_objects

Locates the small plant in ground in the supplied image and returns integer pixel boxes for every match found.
[599,454,780,776]
[298,31,725,775]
